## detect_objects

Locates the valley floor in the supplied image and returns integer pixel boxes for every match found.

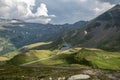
[0,65,120,80]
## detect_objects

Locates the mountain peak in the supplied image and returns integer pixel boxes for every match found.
[114,4,120,8]
[111,4,120,10]
[96,4,120,21]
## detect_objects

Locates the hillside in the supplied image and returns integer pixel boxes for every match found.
[0,56,8,61]
[0,19,86,55]
[8,47,120,70]
[8,49,58,65]
[51,4,120,51]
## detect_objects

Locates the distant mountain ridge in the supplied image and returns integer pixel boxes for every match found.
[0,19,86,55]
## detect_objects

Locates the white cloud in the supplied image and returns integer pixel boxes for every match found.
[68,0,114,16]
[0,0,55,24]
[79,0,87,2]
[93,2,114,15]
[35,3,48,16]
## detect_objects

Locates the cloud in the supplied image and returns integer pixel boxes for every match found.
[36,0,114,24]
[0,0,55,24]
[35,3,48,16]
[93,2,114,15]
[0,0,117,24]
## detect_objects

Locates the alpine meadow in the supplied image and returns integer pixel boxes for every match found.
[0,0,120,80]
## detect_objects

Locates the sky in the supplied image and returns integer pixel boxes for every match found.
[0,0,119,24]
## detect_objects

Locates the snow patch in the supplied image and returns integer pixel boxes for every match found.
[84,30,88,35]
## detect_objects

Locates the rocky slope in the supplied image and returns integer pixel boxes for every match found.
[54,4,120,51]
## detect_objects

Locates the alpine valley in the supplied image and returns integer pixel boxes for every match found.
[0,4,120,80]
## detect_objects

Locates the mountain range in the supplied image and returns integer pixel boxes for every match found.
[0,19,86,55]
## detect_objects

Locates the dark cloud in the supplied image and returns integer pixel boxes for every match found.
[98,0,120,4]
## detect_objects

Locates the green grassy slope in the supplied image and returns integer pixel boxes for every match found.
[0,42,52,61]
[8,50,56,65]
[73,48,120,70]
[3,51,20,59]
[0,56,8,61]
[8,48,120,70]
[33,48,120,70]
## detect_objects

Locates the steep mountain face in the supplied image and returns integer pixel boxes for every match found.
[57,5,120,51]
[0,19,86,55]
